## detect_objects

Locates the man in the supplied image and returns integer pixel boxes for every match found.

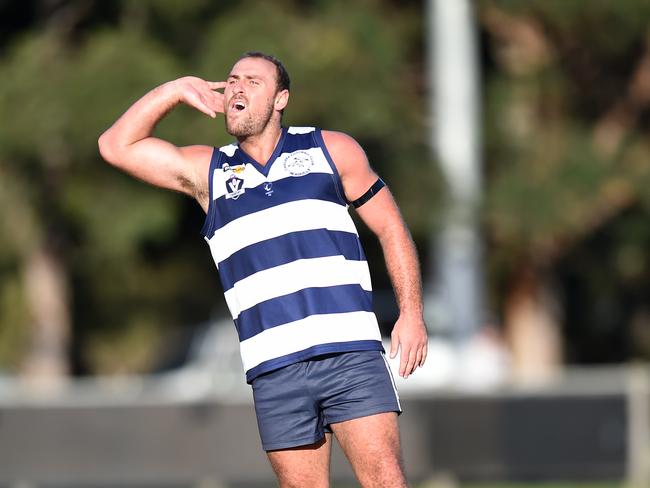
[98,52,427,488]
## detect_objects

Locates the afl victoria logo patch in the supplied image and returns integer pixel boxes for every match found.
[225,174,245,200]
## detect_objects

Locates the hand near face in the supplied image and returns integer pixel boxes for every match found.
[173,76,226,118]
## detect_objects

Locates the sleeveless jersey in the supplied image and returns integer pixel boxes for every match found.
[201,126,383,383]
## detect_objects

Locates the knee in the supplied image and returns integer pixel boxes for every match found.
[277,472,329,488]
[356,456,408,488]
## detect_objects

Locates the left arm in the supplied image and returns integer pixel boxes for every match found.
[322,131,428,378]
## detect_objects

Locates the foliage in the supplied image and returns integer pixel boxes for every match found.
[0,0,434,373]
[480,0,650,362]
[1,0,648,373]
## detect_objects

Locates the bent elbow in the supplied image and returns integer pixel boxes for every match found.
[97,131,119,166]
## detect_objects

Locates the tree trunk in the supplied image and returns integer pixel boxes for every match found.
[504,263,562,385]
[21,243,70,387]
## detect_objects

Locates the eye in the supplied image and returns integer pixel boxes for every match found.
[249,79,260,86]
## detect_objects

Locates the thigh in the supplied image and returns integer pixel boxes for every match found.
[252,362,326,451]
[267,433,333,488]
[314,351,401,427]
[331,412,408,488]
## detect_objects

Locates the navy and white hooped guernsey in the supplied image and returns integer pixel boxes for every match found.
[201,126,383,383]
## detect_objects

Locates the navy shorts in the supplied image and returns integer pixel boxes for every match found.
[251,350,401,451]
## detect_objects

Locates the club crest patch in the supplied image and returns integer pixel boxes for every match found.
[283,150,314,176]
[225,174,245,200]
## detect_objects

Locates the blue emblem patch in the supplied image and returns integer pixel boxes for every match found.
[226,175,245,200]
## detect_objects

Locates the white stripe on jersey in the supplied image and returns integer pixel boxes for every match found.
[240,311,381,371]
[223,256,372,319]
[267,147,333,182]
[287,126,316,134]
[207,199,358,264]
[219,144,238,157]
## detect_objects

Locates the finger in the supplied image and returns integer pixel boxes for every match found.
[399,345,411,377]
[389,335,398,359]
[196,105,216,118]
[414,350,422,370]
[207,81,227,90]
[185,92,217,118]
[419,343,428,367]
[202,92,225,117]
[214,98,225,113]
[204,93,225,114]
[404,348,417,378]
[197,101,217,118]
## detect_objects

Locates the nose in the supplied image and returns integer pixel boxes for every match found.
[231,80,244,94]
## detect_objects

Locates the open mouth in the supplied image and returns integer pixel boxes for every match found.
[232,100,247,111]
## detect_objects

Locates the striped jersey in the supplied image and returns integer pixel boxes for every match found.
[201,126,383,383]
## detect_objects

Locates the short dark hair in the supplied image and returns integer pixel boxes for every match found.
[239,51,291,93]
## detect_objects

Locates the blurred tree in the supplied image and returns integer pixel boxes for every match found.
[0,26,185,379]
[479,0,650,380]
[0,0,435,376]
[2,0,650,381]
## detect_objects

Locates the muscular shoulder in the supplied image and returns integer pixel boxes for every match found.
[321,130,368,176]
[321,130,377,202]
[179,144,213,163]
[177,144,213,175]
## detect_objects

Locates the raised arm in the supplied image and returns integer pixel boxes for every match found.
[97,77,226,211]
[322,130,428,378]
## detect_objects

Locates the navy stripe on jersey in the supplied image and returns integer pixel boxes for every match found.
[314,129,348,206]
[234,286,374,341]
[200,147,222,237]
[211,172,342,233]
[282,128,319,151]
[245,339,384,383]
[219,229,364,291]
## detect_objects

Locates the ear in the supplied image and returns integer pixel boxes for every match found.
[275,89,289,111]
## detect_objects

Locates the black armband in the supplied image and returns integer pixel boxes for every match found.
[351,178,386,208]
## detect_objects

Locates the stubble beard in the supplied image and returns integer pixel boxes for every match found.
[226,101,275,138]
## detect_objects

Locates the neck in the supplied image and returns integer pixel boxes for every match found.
[237,123,283,165]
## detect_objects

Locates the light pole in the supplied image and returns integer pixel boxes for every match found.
[425,0,484,346]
